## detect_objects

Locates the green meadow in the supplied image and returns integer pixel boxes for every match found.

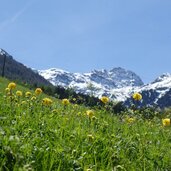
[0,77,171,171]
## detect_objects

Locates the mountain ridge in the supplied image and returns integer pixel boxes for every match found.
[38,67,171,108]
[0,48,52,87]
[38,67,143,87]
[1,48,171,108]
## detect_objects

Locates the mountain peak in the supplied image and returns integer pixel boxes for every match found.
[152,73,171,83]
[92,69,108,74]
[38,67,144,99]
[109,67,125,72]
[158,73,171,79]
[109,67,144,87]
[47,68,70,73]
[0,48,11,57]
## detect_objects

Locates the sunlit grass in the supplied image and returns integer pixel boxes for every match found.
[0,77,171,170]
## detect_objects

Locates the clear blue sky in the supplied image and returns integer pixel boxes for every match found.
[0,0,171,83]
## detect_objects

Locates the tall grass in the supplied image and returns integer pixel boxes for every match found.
[0,78,171,171]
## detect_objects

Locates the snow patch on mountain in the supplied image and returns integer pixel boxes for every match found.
[38,67,171,108]
[123,73,171,107]
[140,73,171,104]
[38,67,144,102]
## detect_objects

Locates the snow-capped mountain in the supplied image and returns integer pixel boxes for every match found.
[124,73,171,108]
[38,68,171,108]
[1,48,170,108]
[111,73,171,108]
[38,67,144,101]
[38,67,143,88]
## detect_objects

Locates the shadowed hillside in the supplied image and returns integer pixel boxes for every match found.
[0,49,52,87]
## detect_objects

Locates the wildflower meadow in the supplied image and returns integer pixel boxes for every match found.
[0,77,171,171]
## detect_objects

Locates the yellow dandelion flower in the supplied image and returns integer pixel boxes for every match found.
[31,96,37,101]
[86,110,94,118]
[5,87,10,92]
[16,90,22,97]
[35,88,42,95]
[7,92,11,96]
[132,92,142,101]
[21,101,27,105]
[52,109,58,114]
[91,116,97,121]
[25,91,32,97]
[162,118,170,126]
[42,98,53,106]
[62,99,70,105]
[8,82,16,89]
[127,117,135,123]
[100,96,109,104]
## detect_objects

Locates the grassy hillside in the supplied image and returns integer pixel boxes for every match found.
[0,77,171,171]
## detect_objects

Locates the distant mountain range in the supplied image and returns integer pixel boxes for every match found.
[38,68,171,108]
[124,73,171,108]
[38,68,144,101]
[1,48,171,108]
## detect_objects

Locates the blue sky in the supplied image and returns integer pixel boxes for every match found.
[0,0,171,83]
